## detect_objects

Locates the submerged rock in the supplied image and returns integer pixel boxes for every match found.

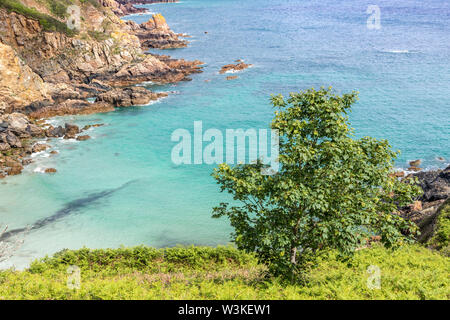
[76,135,91,141]
[409,159,422,167]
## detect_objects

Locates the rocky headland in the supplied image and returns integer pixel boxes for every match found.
[399,165,450,246]
[0,0,202,178]
[220,61,252,74]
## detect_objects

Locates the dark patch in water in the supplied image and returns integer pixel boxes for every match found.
[0,180,138,242]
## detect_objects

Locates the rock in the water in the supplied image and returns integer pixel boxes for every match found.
[32,143,50,153]
[408,166,422,172]
[133,13,188,49]
[409,159,422,167]
[64,123,80,139]
[220,62,252,74]
[226,76,238,80]
[5,159,23,176]
[82,124,104,131]
[46,126,66,138]
[96,87,167,107]
[76,135,91,141]
[45,168,57,174]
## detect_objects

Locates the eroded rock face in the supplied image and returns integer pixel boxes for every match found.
[0,0,203,178]
[99,0,147,16]
[0,42,49,112]
[96,87,168,107]
[400,166,450,243]
[0,2,202,116]
[131,14,188,49]
[410,167,450,203]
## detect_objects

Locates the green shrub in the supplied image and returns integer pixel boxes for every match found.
[0,0,76,36]
[0,244,448,300]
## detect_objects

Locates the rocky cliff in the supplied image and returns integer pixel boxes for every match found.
[0,0,201,178]
[400,166,450,246]
[127,13,188,49]
[0,0,200,112]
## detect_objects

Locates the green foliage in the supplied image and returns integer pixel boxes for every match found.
[28,245,259,275]
[87,30,110,41]
[0,0,76,36]
[429,200,450,255]
[38,0,100,17]
[0,244,448,300]
[39,0,73,18]
[212,87,422,279]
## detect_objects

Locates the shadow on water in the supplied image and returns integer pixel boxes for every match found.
[0,180,139,242]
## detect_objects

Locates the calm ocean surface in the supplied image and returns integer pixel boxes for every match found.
[0,0,449,268]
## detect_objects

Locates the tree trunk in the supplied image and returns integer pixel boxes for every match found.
[290,246,297,265]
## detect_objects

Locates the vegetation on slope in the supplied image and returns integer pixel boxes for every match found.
[429,200,450,256]
[0,0,76,35]
[0,244,448,300]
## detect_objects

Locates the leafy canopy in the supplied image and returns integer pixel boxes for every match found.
[212,87,421,278]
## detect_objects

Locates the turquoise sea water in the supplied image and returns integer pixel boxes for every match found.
[0,0,449,268]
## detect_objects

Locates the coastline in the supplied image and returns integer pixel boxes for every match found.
[0,0,202,179]
[0,0,448,272]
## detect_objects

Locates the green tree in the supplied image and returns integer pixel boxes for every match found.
[212,87,421,279]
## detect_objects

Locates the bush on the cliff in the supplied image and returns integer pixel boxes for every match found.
[212,87,422,280]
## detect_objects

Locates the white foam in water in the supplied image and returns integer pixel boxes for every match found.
[33,167,46,173]
[124,11,156,18]
[134,81,154,87]
[380,49,413,54]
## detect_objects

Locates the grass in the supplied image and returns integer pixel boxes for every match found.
[0,0,76,35]
[0,0,102,36]
[0,244,448,300]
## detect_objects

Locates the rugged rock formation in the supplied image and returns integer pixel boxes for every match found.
[0,42,50,112]
[96,87,168,107]
[0,113,43,177]
[220,62,252,74]
[0,0,202,179]
[127,13,188,49]
[100,0,147,16]
[0,0,202,117]
[399,166,450,244]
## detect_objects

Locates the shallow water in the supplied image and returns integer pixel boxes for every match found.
[0,0,449,269]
